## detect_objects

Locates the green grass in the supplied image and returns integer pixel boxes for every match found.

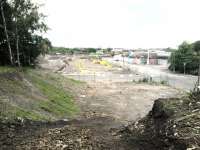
[15,107,49,120]
[29,72,79,118]
[0,101,48,121]
[0,66,35,74]
[0,68,81,121]
[67,78,85,84]
[0,66,17,73]
[41,71,85,85]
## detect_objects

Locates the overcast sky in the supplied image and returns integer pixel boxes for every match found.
[36,0,200,48]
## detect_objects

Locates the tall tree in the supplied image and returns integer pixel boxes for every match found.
[0,0,14,65]
[5,0,49,66]
[169,41,196,75]
[193,41,200,54]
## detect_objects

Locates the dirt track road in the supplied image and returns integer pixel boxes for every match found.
[77,82,182,123]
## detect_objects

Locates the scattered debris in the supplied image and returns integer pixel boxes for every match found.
[119,97,200,150]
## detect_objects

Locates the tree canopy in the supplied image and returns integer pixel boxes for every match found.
[0,0,51,66]
[169,41,200,75]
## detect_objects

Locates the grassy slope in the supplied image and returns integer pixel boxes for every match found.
[0,67,83,121]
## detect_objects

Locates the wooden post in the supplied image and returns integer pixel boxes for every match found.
[0,2,14,65]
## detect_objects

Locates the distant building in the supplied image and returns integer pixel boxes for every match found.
[149,53,158,65]
[132,52,147,65]
[157,51,170,65]
[127,50,171,65]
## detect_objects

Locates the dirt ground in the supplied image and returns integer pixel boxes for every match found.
[77,82,182,122]
[51,56,183,120]
[39,55,183,122]
[0,55,185,150]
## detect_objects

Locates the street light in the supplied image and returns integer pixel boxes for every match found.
[183,62,186,75]
[173,53,176,72]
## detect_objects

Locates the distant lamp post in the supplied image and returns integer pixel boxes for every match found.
[122,54,125,67]
[173,65,176,73]
[147,50,150,65]
[183,62,186,75]
[173,53,176,72]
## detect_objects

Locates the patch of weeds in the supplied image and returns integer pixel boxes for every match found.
[0,68,80,121]
[160,80,168,85]
[0,101,48,121]
[138,77,149,83]
[133,77,169,86]
[15,107,49,120]
[135,77,154,84]
[67,78,85,84]
[29,73,79,118]
[0,66,16,73]
[0,75,28,95]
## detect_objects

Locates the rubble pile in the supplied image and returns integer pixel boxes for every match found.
[19,126,98,150]
[0,118,116,150]
[120,97,200,150]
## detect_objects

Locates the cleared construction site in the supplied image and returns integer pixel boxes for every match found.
[1,54,199,149]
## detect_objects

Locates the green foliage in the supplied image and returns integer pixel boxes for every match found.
[49,47,76,54]
[29,72,79,118]
[138,77,149,83]
[0,0,51,66]
[49,47,98,54]
[85,48,96,53]
[0,66,16,73]
[193,41,200,54]
[169,41,200,75]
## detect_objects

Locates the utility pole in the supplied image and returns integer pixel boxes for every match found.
[0,0,14,65]
[122,54,125,67]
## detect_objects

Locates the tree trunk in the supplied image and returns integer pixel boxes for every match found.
[197,63,200,92]
[0,3,13,65]
[15,24,20,67]
[173,54,176,72]
[16,35,20,67]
